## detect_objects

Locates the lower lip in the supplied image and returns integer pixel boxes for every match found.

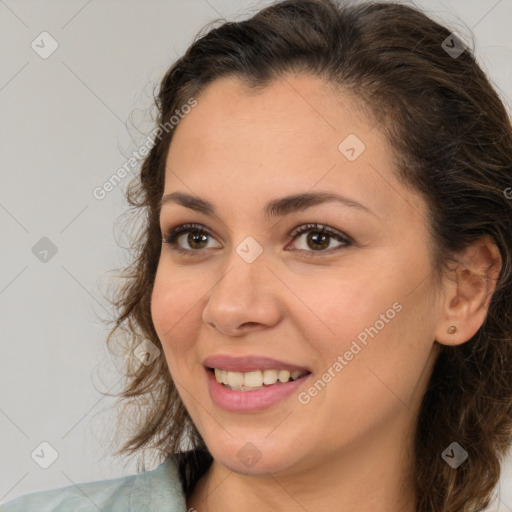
[206,368,312,412]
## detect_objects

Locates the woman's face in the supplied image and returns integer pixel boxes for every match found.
[151,74,443,476]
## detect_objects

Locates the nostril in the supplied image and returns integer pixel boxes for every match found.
[241,322,259,328]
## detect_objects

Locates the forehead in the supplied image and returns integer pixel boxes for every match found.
[163,74,427,225]
[171,74,367,149]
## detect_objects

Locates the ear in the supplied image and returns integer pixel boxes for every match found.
[435,235,502,346]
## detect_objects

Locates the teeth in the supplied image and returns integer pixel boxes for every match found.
[244,370,262,387]
[263,369,279,385]
[278,370,291,383]
[226,371,244,386]
[214,368,225,383]
[213,368,307,390]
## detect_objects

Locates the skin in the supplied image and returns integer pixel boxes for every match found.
[150,73,501,512]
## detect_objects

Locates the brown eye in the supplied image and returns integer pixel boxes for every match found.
[185,232,209,249]
[162,223,222,253]
[287,223,352,254]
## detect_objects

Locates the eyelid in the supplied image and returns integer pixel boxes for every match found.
[161,222,353,255]
[288,223,353,244]
[285,223,352,256]
[161,223,221,254]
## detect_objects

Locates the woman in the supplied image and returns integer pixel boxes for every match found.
[2,0,511,511]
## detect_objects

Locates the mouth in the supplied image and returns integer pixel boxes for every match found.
[202,354,313,411]
[207,367,311,391]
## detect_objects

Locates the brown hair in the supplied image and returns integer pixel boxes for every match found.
[103,1,512,510]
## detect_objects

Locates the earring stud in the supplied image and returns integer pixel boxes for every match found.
[447,325,457,334]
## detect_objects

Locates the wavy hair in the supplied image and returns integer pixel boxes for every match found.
[103,1,512,510]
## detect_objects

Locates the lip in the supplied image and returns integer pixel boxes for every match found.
[205,366,312,412]
[203,354,311,373]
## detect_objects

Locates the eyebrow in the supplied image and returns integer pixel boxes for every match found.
[158,191,375,219]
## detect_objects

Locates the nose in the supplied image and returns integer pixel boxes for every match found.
[201,249,282,336]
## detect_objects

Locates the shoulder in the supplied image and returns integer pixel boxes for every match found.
[0,454,187,512]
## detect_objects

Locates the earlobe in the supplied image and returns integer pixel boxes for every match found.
[435,236,502,347]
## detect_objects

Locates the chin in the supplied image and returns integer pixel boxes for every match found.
[206,435,306,476]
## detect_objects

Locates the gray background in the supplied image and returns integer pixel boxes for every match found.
[1,0,511,508]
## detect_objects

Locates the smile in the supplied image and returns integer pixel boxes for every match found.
[213,368,309,391]
[205,367,312,412]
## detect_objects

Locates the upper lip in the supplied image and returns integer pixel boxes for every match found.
[203,355,311,373]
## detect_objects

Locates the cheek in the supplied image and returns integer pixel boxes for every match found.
[321,294,435,428]
[291,263,401,357]
[293,254,434,396]
[150,267,205,359]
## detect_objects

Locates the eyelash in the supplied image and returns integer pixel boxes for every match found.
[161,222,353,257]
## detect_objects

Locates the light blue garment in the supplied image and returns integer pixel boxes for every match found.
[0,454,188,512]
